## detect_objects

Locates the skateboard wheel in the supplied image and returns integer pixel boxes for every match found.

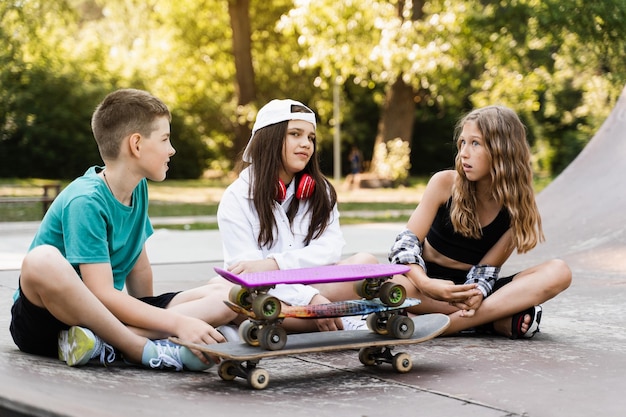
[229,285,252,309]
[239,320,260,347]
[248,368,270,390]
[258,325,287,351]
[358,347,378,366]
[392,352,412,373]
[379,282,406,307]
[354,280,376,300]
[387,315,414,339]
[252,294,281,320]
[366,313,389,335]
[218,360,238,381]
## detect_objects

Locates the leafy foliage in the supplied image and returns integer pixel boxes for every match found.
[1,0,625,180]
[372,138,412,184]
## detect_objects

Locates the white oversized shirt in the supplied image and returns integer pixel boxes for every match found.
[217,167,345,305]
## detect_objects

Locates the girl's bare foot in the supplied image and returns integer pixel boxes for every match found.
[493,314,530,337]
[493,305,542,339]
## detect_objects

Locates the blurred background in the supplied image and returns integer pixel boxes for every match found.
[1,0,624,183]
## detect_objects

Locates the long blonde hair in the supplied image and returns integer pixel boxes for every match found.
[450,105,544,253]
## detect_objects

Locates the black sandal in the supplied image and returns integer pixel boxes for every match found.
[510,305,542,339]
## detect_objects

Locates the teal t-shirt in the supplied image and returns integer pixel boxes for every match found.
[14,166,153,300]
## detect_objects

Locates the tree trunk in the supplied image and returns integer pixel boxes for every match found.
[369,0,423,177]
[369,76,416,174]
[228,0,256,159]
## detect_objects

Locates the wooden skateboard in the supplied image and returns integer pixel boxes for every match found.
[171,313,449,390]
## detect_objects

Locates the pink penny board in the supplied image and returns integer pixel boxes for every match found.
[214,264,410,288]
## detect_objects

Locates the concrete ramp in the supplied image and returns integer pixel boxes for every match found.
[506,85,626,274]
[2,88,626,417]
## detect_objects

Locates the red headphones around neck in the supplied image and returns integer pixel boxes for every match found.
[276,174,315,202]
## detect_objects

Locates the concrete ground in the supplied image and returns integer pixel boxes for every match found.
[1,86,625,417]
[1,223,624,417]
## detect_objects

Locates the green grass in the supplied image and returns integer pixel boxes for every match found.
[0,203,45,222]
[338,202,415,211]
[148,201,218,217]
[0,200,413,225]
[339,215,410,225]
[155,222,220,231]
[0,175,552,227]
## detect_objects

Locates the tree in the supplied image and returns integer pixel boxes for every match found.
[228,0,256,158]
[2,0,625,180]
[72,0,234,176]
[0,0,109,178]
[280,0,626,180]
[280,0,477,180]
[463,0,626,175]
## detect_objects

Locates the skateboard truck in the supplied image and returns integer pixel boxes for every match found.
[358,346,412,373]
[354,279,407,307]
[218,359,270,390]
[229,285,282,321]
[239,320,288,351]
[366,311,415,339]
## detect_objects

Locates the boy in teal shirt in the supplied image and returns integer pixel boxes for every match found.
[10,89,236,370]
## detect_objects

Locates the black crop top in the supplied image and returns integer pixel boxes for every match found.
[426,199,511,265]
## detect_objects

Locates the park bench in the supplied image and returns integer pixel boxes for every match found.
[0,183,62,216]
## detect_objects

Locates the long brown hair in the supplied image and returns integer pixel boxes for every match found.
[242,121,337,248]
[450,105,544,253]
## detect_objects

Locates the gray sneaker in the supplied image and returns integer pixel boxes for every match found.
[217,324,240,343]
[58,326,116,366]
[143,339,213,371]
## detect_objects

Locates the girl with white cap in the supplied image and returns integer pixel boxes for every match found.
[216,99,376,333]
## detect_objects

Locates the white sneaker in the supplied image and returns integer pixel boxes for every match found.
[341,315,368,331]
[217,324,240,343]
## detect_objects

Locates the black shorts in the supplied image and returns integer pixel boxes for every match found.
[492,275,515,292]
[9,287,180,359]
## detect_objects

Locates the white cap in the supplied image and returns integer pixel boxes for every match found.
[243,99,316,162]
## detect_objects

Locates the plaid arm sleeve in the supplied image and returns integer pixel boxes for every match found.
[388,229,427,273]
[464,264,500,298]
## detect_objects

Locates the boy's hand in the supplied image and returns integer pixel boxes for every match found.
[176,317,225,364]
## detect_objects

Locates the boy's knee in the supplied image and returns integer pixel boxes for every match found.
[22,245,63,273]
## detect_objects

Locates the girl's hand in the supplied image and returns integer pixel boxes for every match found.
[419,277,480,304]
[310,294,343,332]
[314,317,344,332]
[228,259,279,274]
[450,292,484,317]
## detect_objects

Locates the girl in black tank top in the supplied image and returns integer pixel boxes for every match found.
[387,105,571,340]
